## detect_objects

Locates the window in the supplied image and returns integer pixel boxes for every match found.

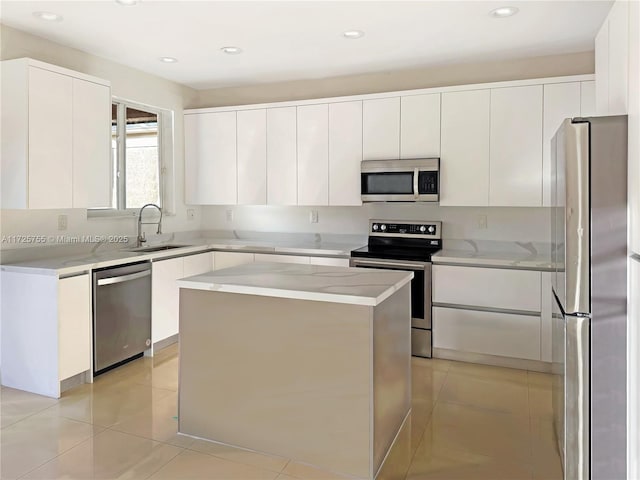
[100,101,163,212]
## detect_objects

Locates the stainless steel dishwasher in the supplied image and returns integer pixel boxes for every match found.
[93,262,151,375]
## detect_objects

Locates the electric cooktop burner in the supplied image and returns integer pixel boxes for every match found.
[350,219,443,262]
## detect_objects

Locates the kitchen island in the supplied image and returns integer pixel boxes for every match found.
[176,262,413,480]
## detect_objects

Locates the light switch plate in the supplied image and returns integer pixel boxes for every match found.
[477,214,488,229]
[309,210,319,223]
[226,209,234,222]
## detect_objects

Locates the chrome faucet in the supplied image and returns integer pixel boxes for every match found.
[137,203,162,247]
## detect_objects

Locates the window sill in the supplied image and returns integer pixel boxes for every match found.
[87,208,173,220]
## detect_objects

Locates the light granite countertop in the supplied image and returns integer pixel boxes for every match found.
[177,262,413,306]
[431,239,554,271]
[0,232,366,276]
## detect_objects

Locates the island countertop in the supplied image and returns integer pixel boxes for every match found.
[176,262,413,306]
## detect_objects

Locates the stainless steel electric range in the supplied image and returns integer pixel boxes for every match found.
[350,219,442,358]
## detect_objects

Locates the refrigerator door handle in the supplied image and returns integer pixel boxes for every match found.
[565,313,590,480]
[564,120,591,314]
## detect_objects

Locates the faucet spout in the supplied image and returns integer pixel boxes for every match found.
[137,203,162,247]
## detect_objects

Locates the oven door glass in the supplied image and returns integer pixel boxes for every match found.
[350,261,426,324]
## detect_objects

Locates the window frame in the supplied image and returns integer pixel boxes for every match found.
[88,98,165,217]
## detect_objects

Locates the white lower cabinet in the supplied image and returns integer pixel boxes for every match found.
[432,265,541,312]
[432,264,545,364]
[254,254,309,264]
[183,252,215,277]
[58,274,91,381]
[433,307,541,361]
[152,252,214,345]
[309,257,350,267]
[214,252,255,270]
[152,257,184,344]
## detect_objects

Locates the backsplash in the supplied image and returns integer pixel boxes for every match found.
[201,204,552,243]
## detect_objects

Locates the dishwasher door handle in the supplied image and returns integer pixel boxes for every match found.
[97,269,151,286]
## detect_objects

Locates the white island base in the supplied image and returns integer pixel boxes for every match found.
[177,263,413,480]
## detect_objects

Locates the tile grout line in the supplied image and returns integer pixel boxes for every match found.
[405,365,451,476]
[183,441,291,475]
[13,420,106,480]
[137,443,185,480]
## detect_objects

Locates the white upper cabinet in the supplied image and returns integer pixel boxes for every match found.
[595,1,629,115]
[28,67,74,209]
[185,111,237,205]
[400,94,441,159]
[237,109,267,205]
[440,89,490,206]
[328,101,362,206]
[184,74,592,208]
[595,20,610,115]
[489,85,543,207]
[72,78,111,208]
[297,104,329,206]
[580,81,596,117]
[363,97,400,160]
[267,107,297,205]
[608,0,629,115]
[542,82,581,207]
[0,59,111,209]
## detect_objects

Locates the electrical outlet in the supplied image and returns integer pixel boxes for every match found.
[309,210,319,224]
[477,214,488,229]
[58,214,68,231]
[226,209,234,222]
[187,209,195,221]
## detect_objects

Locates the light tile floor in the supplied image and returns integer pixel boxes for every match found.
[0,345,562,480]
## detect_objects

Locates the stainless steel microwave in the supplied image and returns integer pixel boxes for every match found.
[361,158,440,202]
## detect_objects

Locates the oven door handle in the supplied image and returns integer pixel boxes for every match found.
[351,259,425,270]
[413,168,419,199]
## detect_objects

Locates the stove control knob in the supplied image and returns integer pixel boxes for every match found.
[419,225,426,233]
[380,224,387,231]
[428,226,435,233]
[372,224,379,231]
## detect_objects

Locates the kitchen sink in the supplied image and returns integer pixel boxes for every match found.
[126,244,191,253]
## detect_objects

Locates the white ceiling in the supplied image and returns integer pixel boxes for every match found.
[0,1,612,90]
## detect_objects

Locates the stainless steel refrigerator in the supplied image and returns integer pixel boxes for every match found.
[550,115,628,480]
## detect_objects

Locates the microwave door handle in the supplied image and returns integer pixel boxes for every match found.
[413,168,419,199]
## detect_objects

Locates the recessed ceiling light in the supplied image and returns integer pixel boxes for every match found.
[221,46,243,55]
[115,0,139,5]
[343,30,365,39]
[33,11,63,21]
[159,57,178,63]
[490,6,519,18]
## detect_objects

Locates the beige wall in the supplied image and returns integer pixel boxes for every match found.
[192,51,594,108]
[0,24,201,247]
